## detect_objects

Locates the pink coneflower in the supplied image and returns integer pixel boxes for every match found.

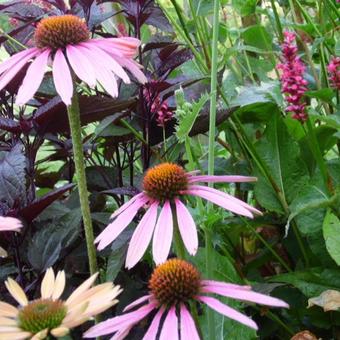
[327,56,340,90]
[277,31,308,122]
[0,15,147,106]
[0,216,22,232]
[95,162,260,268]
[84,258,288,339]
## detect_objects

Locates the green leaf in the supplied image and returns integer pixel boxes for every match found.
[323,210,340,265]
[241,25,273,51]
[254,113,309,213]
[94,114,130,137]
[305,89,335,103]
[232,0,257,16]
[175,92,210,142]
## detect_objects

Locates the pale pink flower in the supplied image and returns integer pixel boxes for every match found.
[0,15,147,106]
[0,216,22,232]
[95,162,260,268]
[84,259,288,339]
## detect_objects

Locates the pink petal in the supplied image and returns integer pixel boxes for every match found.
[142,307,164,340]
[96,37,140,58]
[16,49,50,105]
[123,295,152,312]
[189,185,261,215]
[202,285,289,308]
[201,280,252,291]
[0,48,38,75]
[186,189,254,218]
[75,45,118,97]
[175,198,198,256]
[152,200,173,265]
[52,49,73,106]
[110,57,147,84]
[0,216,22,231]
[81,42,130,83]
[83,302,156,337]
[197,296,258,330]
[110,193,146,219]
[188,175,257,183]
[0,49,39,91]
[126,202,158,269]
[109,327,132,340]
[180,304,200,340]
[160,307,179,340]
[66,45,96,87]
[95,196,149,250]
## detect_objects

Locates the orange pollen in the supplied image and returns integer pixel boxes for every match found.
[34,15,90,50]
[149,258,201,307]
[142,163,188,201]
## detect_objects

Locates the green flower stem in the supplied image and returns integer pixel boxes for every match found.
[67,91,98,276]
[206,0,219,338]
[172,206,186,259]
[270,0,284,42]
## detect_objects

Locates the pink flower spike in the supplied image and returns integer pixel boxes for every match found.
[152,200,173,265]
[180,304,200,340]
[188,175,257,183]
[175,198,198,256]
[197,296,258,330]
[201,284,289,308]
[52,49,73,106]
[123,295,152,312]
[125,202,159,269]
[160,307,179,340]
[95,196,149,251]
[142,307,164,340]
[0,217,22,232]
[16,49,50,105]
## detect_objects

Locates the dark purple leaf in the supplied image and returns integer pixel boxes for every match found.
[0,117,21,133]
[19,183,74,222]
[34,95,136,134]
[101,186,140,197]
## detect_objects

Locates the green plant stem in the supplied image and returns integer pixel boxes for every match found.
[172,206,186,259]
[242,219,292,272]
[67,91,98,276]
[205,0,219,338]
[270,0,284,42]
[304,118,330,193]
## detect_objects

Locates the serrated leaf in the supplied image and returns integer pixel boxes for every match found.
[323,210,340,265]
[175,93,210,142]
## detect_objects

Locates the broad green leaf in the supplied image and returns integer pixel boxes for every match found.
[323,210,340,265]
[254,113,309,213]
[232,0,257,16]
[241,25,273,51]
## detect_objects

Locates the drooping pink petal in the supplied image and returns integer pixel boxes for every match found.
[16,49,50,105]
[202,285,289,308]
[66,45,96,87]
[152,200,173,265]
[81,42,130,83]
[52,49,73,106]
[110,57,147,84]
[75,45,118,97]
[108,326,132,340]
[188,175,257,183]
[110,193,146,219]
[175,198,198,256]
[0,48,38,75]
[197,296,258,330]
[0,49,39,91]
[186,188,254,218]
[123,295,152,312]
[96,37,141,58]
[0,217,22,232]
[95,196,149,251]
[180,304,200,340]
[83,302,156,338]
[159,307,179,340]
[189,185,261,215]
[126,202,158,269]
[201,280,252,291]
[142,307,164,340]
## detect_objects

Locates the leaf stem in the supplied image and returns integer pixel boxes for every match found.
[67,91,98,276]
